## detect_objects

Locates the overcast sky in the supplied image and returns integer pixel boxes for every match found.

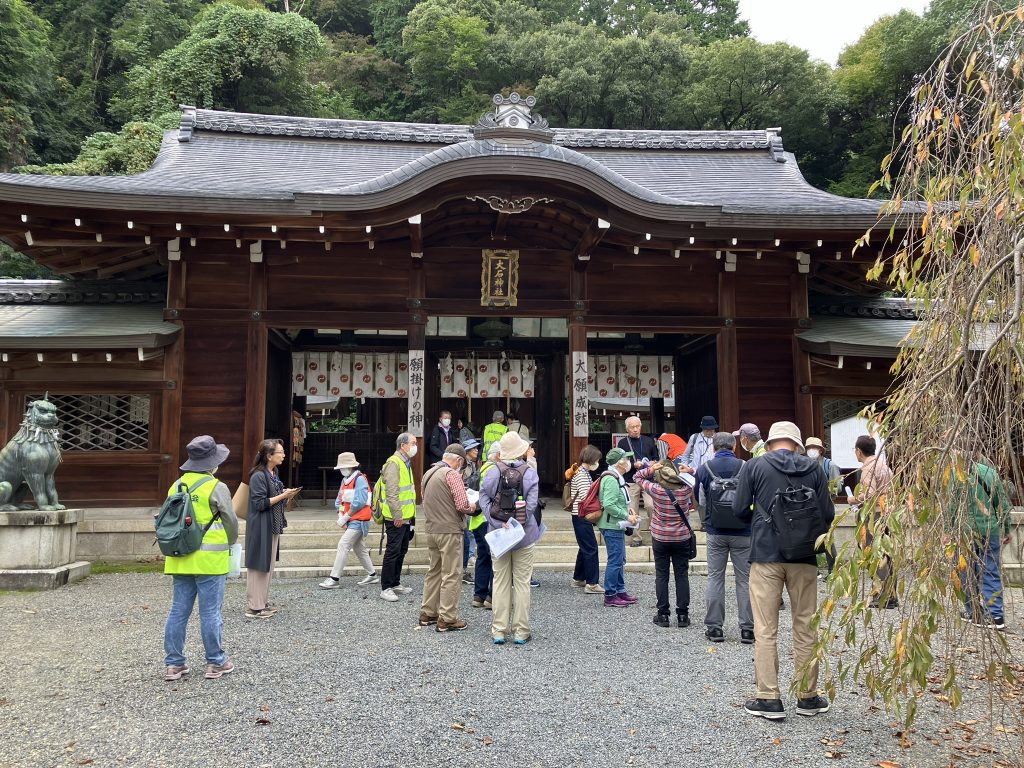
[739,0,932,66]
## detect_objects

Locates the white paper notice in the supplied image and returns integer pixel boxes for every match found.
[407,350,425,437]
[571,351,590,438]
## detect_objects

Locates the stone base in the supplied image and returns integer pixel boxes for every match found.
[0,561,91,590]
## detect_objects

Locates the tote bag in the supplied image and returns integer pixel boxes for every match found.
[233,482,250,521]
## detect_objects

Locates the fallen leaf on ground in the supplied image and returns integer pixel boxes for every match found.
[255,718,271,725]
[324,697,335,702]
[771,738,782,746]
[22,609,36,614]
[451,723,465,731]
[821,738,847,747]
[628,728,636,737]
[76,760,94,766]
[707,647,717,654]
[824,751,845,759]
[877,761,902,768]
[994,724,1017,734]
[480,736,494,746]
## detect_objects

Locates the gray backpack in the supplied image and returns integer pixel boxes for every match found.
[154,476,218,557]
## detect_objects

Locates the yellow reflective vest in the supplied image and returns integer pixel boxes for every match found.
[482,422,507,456]
[381,454,416,520]
[469,460,499,530]
[163,472,229,576]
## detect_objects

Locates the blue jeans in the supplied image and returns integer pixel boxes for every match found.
[164,574,226,667]
[463,524,476,568]
[571,514,600,585]
[472,524,492,600]
[603,529,627,596]
[964,533,1004,619]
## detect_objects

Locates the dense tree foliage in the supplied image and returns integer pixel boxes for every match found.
[0,0,984,197]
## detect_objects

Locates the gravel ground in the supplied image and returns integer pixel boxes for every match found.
[1,571,1021,768]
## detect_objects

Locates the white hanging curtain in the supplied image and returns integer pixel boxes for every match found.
[292,352,414,399]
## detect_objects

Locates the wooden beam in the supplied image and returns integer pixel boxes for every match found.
[408,215,423,258]
[492,212,509,240]
[165,308,412,328]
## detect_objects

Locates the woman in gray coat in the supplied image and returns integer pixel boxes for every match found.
[244,439,299,618]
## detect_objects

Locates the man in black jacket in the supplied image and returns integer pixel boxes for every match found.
[733,421,834,721]
[426,410,456,465]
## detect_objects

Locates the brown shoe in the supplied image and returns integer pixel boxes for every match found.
[164,664,190,682]
[204,659,235,679]
[418,612,438,626]
[436,617,468,632]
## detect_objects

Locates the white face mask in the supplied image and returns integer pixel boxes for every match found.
[341,468,354,477]
[406,444,418,458]
[807,449,821,460]
[441,418,451,427]
[617,460,631,474]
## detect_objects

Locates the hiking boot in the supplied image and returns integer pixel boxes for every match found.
[796,695,831,716]
[572,579,586,587]
[705,627,725,643]
[604,595,630,607]
[745,698,785,720]
[436,617,468,632]
[484,599,492,610]
[318,577,341,590]
[380,588,399,602]
[677,612,690,628]
[418,612,438,626]
[740,629,755,644]
[204,659,235,680]
[393,585,413,595]
[653,613,670,628]
[164,664,190,682]
[472,596,485,608]
[357,573,379,586]
[616,592,638,604]
[462,569,473,585]
[245,608,275,619]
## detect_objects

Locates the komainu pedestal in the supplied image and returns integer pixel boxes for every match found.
[0,508,90,589]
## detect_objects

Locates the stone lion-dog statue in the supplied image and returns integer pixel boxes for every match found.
[0,397,64,511]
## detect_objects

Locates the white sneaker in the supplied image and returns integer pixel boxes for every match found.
[357,573,380,586]
[318,578,341,590]
[380,588,399,602]
[393,585,413,595]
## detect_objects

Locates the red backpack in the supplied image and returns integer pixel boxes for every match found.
[577,471,616,524]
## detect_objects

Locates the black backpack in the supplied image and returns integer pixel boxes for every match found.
[492,461,526,523]
[154,476,219,557]
[705,460,747,530]
[761,466,826,561]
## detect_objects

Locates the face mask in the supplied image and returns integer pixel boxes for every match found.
[441,418,451,427]
[807,449,821,460]
[407,445,418,458]
[617,461,631,473]
[341,468,353,477]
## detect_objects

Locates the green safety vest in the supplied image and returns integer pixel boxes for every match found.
[163,472,229,576]
[469,460,498,530]
[381,454,417,520]
[752,440,766,458]
[482,423,507,456]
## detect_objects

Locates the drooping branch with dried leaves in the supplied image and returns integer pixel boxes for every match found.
[813,1,1024,758]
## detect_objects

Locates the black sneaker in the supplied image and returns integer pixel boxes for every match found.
[740,629,755,644]
[745,698,785,720]
[796,695,831,716]
[677,613,690,628]
[653,613,670,627]
[705,627,724,643]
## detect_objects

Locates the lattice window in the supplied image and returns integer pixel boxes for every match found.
[822,398,873,431]
[28,394,151,451]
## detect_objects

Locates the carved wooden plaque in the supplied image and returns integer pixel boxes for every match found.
[481,249,519,308]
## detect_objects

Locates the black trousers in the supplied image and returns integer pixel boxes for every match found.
[381,519,413,590]
[652,538,691,615]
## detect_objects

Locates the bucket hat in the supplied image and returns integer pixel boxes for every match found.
[497,431,530,461]
[765,421,804,450]
[462,438,482,451]
[334,452,359,470]
[180,435,230,472]
[655,464,684,487]
[804,437,825,451]
[700,415,718,430]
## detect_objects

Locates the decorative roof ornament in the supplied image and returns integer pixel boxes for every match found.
[475,92,552,142]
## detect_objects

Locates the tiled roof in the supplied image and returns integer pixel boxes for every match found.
[0,280,166,305]
[0,107,885,226]
[0,304,178,349]
[809,294,920,320]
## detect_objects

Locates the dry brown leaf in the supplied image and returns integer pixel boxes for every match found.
[260,704,270,713]
[771,738,782,746]
[76,760,94,766]
[480,736,494,746]
[255,718,271,726]
[824,751,845,759]
[994,724,1018,734]
[451,723,465,731]
[628,728,637,737]
[324,697,335,702]
[877,761,901,768]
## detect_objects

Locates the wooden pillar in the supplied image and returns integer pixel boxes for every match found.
[568,262,589,467]
[160,259,186,490]
[791,272,813,434]
[717,271,739,430]
[408,258,426,498]
[243,261,268,463]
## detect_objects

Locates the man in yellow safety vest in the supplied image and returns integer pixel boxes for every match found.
[482,410,507,456]
[379,432,418,602]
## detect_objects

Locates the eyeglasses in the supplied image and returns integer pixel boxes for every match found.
[272,451,285,456]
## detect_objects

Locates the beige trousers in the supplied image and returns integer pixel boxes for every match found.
[246,533,280,611]
[420,533,463,623]
[491,543,536,641]
[329,526,375,578]
[748,561,820,700]
[626,483,654,541]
